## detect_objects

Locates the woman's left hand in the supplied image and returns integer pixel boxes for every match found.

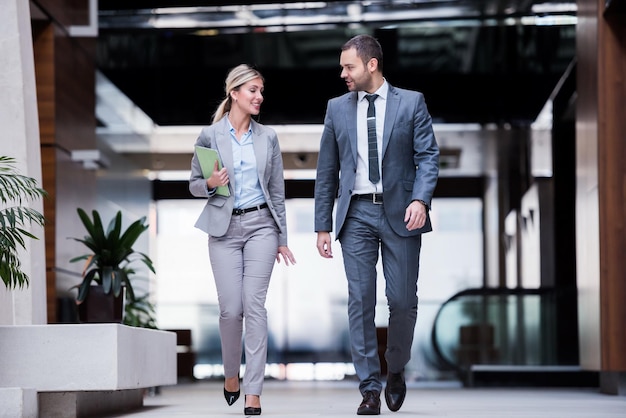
[276,246,296,266]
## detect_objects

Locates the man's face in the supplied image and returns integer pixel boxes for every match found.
[340,47,374,92]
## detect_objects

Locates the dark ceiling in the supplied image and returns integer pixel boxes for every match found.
[96,1,577,126]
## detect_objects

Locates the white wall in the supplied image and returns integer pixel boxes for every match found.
[0,0,47,325]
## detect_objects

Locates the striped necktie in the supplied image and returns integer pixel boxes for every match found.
[365,94,380,184]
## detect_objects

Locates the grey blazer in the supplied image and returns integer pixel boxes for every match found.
[314,84,439,239]
[189,116,288,246]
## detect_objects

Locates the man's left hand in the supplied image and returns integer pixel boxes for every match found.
[404,200,427,231]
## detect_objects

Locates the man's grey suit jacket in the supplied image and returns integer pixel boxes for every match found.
[314,84,439,239]
[189,116,288,246]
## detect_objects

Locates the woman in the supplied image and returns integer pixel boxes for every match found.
[189,64,296,416]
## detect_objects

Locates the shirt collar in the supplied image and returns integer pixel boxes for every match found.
[358,79,388,102]
[226,113,252,135]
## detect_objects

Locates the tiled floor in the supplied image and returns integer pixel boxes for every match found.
[109,380,626,417]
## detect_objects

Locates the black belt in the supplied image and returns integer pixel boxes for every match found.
[232,203,268,215]
[352,194,383,204]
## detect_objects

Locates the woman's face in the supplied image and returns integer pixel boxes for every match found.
[231,77,264,116]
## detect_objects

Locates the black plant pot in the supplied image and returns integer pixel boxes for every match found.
[77,285,125,323]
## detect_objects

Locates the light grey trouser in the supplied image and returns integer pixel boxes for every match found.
[208,207,278,396]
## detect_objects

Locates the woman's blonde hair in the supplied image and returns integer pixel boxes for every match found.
[212,64,264,124]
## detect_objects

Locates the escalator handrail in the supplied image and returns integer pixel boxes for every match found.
[430,286,556,373]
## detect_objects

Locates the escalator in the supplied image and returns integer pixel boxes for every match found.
[430,287,598,387]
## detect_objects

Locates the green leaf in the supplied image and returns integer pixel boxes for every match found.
[106,211,123,249]
[91,210,107,249]
[101,266,113,294]
[69,254,90,263]
[112,269,123,297]
[119,217,148,249]
[76,269,98,303]
[123,272,136,302]
[0,156,46,289]
[77,208,95,238]
[137,252,156,273]
[123,292,157,328]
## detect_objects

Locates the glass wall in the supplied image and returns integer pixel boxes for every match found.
[154,197,483,381]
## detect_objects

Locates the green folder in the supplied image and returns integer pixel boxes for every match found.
[195,145,230,197]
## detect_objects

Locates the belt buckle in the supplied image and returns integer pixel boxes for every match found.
[233,208,244,215]
[372,194,382,205]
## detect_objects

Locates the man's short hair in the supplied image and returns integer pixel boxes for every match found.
[342,34,384,72]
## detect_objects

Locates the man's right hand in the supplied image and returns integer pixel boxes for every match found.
[316,232,333,258]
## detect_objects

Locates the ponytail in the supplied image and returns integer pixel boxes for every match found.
[212,97,231,124]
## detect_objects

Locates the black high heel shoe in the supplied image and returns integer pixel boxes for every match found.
[224,387,240,406]
[223,375,240,406]
[243,406,261,415]
[244,395,262,415]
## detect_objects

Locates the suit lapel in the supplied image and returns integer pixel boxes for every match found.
[344,92,359,165]
[251,120,268,184]
[382,85,400,158]
[344,88,399,162]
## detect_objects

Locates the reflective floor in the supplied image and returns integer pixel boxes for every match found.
[109,380,626,417]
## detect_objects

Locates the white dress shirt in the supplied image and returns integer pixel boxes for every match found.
[353,80,388,195]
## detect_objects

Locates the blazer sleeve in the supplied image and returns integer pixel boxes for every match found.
[189,127,214,198]
[411,93,439,207]
[265,127,289,246]
[314,99,341,233]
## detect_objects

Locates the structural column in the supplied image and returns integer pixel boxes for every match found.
[0,0,47,325]
[576,0,626,394]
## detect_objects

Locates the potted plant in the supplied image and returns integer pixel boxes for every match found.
[124,291,158,329]
[0,156,46,289]
[70,208,155,323]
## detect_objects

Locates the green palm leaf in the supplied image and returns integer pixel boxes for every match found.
[74,269,98,303]
[0,156,46,289]
[123,293,157,329]
[119,218,148,248]
[106,211,123,249]
[137,252,156,273]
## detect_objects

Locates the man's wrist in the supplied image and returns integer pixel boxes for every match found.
[413,199,428,209]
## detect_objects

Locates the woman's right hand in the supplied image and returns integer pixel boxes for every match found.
[206,161,229,189]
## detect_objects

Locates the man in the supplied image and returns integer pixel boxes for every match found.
[314,34,439,415]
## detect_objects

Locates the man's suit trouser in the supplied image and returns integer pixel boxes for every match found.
[209,207,277,396]
[339,198,421,394]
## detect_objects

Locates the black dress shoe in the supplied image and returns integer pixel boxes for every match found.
[384,371,406,412]
[243,406,262,415]
[357,390,381,415]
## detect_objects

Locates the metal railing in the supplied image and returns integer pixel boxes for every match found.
[431,287,562,376]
